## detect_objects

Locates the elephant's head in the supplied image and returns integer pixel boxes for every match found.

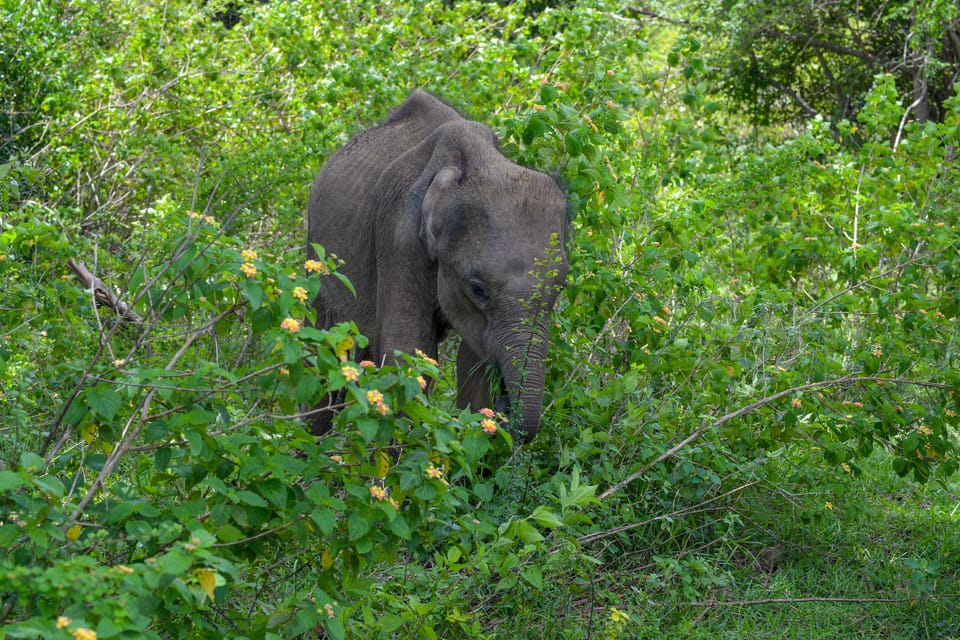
[413,121,569,443]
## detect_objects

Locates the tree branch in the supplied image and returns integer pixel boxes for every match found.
[598,376,951,500]
[68,258,142,323]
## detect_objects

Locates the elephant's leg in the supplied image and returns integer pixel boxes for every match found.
[455,340,496,412]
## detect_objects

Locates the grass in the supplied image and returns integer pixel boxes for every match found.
[457,448,959,640]
[589,453,960,639]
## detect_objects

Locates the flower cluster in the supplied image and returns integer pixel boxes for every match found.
[414,348,438,367]
[341,365,360,382]
[280,318,301,333]
[479,407,501,435]
[369,486,386,501]
[305,259,328,274]
[241,249,258,261]
[187,210,217,225]
[367,389,390,415]
[425,464,449,487]
[292,286,309,302]
[240,262,258,277]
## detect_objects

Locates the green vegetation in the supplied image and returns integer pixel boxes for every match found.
[2,0,958,638]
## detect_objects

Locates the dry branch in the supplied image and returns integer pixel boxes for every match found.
[67,258,142,323]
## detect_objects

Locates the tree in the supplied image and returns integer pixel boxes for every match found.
[683,0,960,125]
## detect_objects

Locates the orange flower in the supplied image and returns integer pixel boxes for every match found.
[369,486,386,501]
[280,318,301,333]
[366,390,384,405]
[481,419,498,435]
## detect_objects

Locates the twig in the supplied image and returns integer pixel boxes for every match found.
[598,376,951,500]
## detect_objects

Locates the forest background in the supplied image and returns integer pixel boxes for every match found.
[2,0,959,638]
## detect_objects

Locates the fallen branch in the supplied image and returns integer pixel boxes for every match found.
[68,258,142,323]
[598,376,951,500]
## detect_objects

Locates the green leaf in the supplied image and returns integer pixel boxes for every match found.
[87,385,122,421]
[0,470,24,492]
[530,506,563,529]
[523,115,548,144]
[386,516,411,540]
[235,491,268,507]
[515,520,544,544]
[348,511,371,540]
[521,565,543,589]
[310,508,336,537]
[157,549,193,575]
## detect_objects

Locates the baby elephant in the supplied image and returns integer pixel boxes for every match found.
[307,90,568,443]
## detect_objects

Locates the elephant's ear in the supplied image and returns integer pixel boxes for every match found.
[419,166,462,261]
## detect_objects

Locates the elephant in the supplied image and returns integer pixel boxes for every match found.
[306,90,568,443]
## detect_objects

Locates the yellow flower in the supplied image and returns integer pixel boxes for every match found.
[292,286,309,302]
[280,318,301,333]
[369,486,386,501]
[791,398,802,408]
[918,424,933,436]
[73,629,97,640]
[330,455,343,464]
[341,366,360,382]
[305,259,327,274]
[610,607,630,624]
[481,419,498,435]
[841,463,851,473]
[366,390,384,405]
[824,501,834,511]
[425,465,443,480]
[415,349,438,366]
[375,402,390,416]
[57,616,71,629]
[241,249,258,261]
[416,376,427,391]
[240,262,257,277]
[113,359,125,367]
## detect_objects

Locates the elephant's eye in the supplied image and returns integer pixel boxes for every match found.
[465,276,489,306]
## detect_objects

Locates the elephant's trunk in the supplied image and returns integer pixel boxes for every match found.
[493,316,551,444]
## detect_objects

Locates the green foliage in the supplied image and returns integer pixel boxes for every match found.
[2,0,959,637]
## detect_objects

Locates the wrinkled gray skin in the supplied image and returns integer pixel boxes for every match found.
[307,91,568,443]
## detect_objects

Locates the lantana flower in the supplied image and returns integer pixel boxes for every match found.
[369,486,386,501]
[280,318,301,333]
[292,286,309,302]
[341,366,360,382]
[240,262,257,277]
[241,249,258,261]
[305,259,327,274]
[481,419,498,435]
